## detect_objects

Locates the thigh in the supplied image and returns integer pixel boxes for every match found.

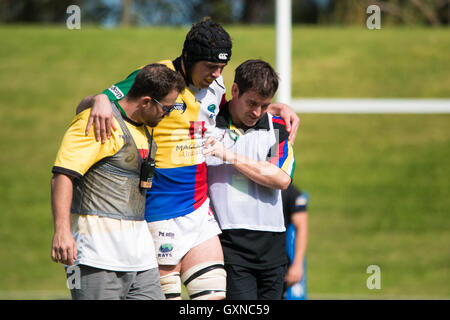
[69,265,122,300]
[180,201,223,273]
[225,264,258,300]
[181,235,223,274]
[179,236,226,300]
[126,267,165,300]
[257,265,287,300]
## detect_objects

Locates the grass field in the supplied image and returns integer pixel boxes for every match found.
[0,25,448,299]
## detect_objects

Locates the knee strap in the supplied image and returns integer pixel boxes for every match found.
[160,272,181,299]
[181,261,226,300]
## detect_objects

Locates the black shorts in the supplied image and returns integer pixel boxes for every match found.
[225,263,287,300]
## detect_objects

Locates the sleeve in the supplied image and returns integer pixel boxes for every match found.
[293,191,309,213]
[268,116,295,178]
[282,185,308,216]
[52,110,122,177]
[102,68,141,101]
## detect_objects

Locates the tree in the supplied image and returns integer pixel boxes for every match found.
[190,0,234,24]
[240,0,274,24]
[121,0,133,27]
[362,0,448,26]
[0,0,83,23]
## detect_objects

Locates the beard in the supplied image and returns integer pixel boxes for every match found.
[146,115,165,128]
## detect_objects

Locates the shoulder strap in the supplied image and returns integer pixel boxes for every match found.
[112,102,156,162]
[111,101,132,143]
[143,126,157,160]
[111,101,145,162]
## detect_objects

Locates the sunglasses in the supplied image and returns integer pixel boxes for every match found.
[151,97,176,114]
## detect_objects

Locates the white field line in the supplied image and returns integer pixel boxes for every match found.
[291,99,450,114]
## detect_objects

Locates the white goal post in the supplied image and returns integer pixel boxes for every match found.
[274,1,450,114]
[275,0,292,106]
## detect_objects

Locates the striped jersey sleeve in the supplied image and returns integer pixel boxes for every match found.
[268,116,295,178]
[102,68,141,101]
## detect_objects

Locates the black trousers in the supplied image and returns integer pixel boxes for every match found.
[225,263,287,300]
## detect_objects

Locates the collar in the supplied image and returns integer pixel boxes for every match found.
[216,101,270,131]
[114,101,143,127]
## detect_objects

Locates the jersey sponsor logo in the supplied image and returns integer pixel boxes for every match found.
[173,101,187,114]
[207,104,216,119]
[108,85,124,99]
[218,53,228,60]
[207,104,216,113]
[159,243,173,253]
[158,231,175,239]
[189,121,207,139]
[138,148,149,160]
[158,243,174,258]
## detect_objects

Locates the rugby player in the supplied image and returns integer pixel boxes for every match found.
[51,64,185,299]
[76,19,300,300]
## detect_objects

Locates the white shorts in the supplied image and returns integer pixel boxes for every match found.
[148,198,222,265]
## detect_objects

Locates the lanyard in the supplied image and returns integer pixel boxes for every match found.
[228,118,242,143]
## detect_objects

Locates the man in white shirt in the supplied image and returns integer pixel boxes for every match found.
[204,59,295,300]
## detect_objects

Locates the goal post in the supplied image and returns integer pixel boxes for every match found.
[275,0,292,106]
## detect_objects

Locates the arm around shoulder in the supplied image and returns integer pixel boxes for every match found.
[75,94,115,143]
[76,95,96,114]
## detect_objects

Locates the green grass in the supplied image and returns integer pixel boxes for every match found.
[0,25,448,299]
[294,114,450,298]
[225,26,450,98]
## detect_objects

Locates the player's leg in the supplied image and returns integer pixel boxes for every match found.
[147,219,185,300]
[126,267,165,300]
[148,199,225,300]
[180,235,227,300]
[256,264,287,300]
[158,263,183,300]
[224,264,258,300]
[69,265,123,300]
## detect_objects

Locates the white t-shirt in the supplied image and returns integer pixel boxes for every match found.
[71,215,157,272]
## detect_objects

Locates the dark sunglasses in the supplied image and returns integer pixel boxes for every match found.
[151,97,176,113]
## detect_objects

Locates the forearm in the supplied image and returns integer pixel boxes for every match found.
[230,153,291,190]
[292,229,307,267]
[204,137,291,190]
[292,218,308,267]
[76,94,110,115]
[51,174,74,233]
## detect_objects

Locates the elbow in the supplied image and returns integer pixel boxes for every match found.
[264,166,291,190]
[277,175,291,190]
[279,180,291,191]
[76,94,96,114]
